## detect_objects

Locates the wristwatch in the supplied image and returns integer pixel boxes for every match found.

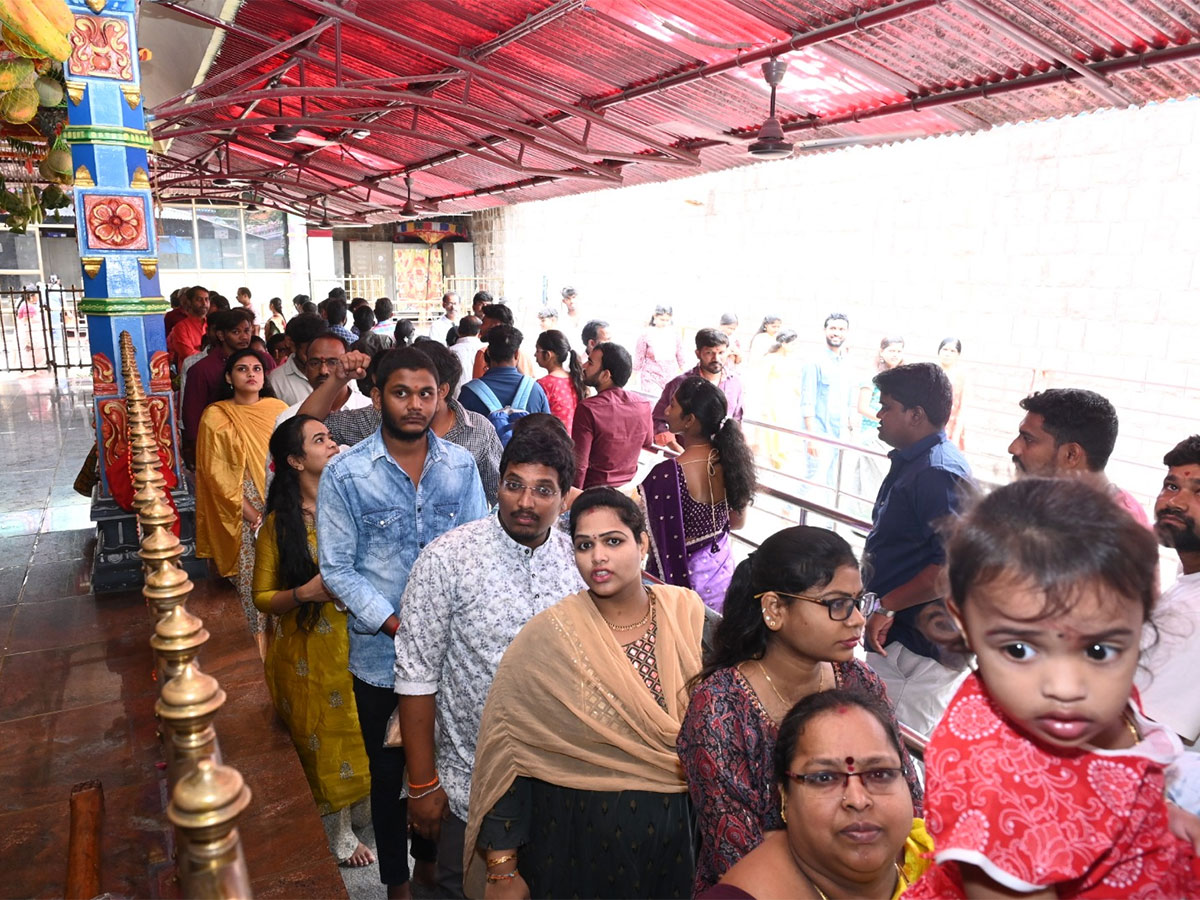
[875,606,896,618]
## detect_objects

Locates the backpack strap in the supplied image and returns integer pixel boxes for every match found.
[463,379,502,413]
[512,375,535,411]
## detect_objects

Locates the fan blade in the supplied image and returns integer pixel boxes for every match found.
[794,131,924,151]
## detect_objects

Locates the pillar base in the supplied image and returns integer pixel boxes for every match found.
[90,490,206,594]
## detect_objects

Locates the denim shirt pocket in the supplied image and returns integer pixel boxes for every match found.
[361,508,408,563]
[431,502,462,531]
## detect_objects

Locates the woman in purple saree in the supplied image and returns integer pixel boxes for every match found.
[640,377,757,611]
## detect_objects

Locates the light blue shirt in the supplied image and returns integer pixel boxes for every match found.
[317,427,488,687]
[800,347,854,438]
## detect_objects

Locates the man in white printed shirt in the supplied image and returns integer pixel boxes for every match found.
[395,421,585,897]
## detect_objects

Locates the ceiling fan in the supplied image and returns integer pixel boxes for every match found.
[210,144,255,187]
[748,59,794,160]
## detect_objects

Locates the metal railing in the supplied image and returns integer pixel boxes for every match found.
[0,285,90,373]
[118,333,253,897]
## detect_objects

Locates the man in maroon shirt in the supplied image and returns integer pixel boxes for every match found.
[571,342,654,489]
[163,287,188,337]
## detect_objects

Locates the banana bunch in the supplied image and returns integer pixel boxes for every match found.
[0,0,75,63]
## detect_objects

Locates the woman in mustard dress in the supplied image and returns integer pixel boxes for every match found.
[252,414,373,867]
[195,348,287,640]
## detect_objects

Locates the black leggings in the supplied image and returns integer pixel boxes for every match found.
[352,677,437,886]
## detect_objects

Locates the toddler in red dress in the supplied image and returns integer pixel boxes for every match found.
[909,478,1200,899]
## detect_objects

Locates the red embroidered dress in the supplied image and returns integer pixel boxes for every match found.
[910,673,1200,898]
[538,374,578,438]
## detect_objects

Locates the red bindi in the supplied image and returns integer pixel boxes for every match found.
[845,756,855,771]
[836,704,850,714]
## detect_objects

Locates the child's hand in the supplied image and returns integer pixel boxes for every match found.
[1167,802,1200,853]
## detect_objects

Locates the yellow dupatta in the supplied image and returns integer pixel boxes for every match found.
[463,584,705,895]
[194,397,287,576]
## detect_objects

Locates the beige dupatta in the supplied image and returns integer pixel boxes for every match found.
[462,584,705,896]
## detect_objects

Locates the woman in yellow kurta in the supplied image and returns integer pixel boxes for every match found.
[195,348,287,638]
[253,414,373,867]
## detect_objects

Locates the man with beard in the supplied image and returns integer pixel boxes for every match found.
[1136,435,1200,744]
[800,312,856,490]
[318,346,488,898]
[572,341,654,489]
[394,424,584,896]
[1007,388,1149,525]
[651,327,744,450]
[167,285,211,368]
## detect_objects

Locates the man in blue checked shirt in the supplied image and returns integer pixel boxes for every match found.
[318,345,488,897]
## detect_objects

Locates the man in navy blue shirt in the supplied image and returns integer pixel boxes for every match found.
[459,324,550,419]
[864,362,975,654]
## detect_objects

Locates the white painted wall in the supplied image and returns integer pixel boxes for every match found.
[471,97,1200,504]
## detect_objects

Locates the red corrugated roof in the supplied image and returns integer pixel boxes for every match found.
[146,0,1200,223]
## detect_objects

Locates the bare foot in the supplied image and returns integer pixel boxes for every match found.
[341,841,376,868]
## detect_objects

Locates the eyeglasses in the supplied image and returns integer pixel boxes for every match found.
[784,767,903,793]
[500,479,558,500]
[305,356,341,371]
[753,590,878,621]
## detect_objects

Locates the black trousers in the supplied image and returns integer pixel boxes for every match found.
[352,677,437,886]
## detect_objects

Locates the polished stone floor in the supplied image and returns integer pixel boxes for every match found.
[0,371,95,540]
[0,371,346,898]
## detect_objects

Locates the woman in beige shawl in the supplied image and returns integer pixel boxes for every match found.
[464,487,705,899]
[195,348,287,641]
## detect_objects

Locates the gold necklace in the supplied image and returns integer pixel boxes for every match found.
[1124,711,1141,744]
[600,589,653,631]
[758,660,825,709]
[794,851,903,900]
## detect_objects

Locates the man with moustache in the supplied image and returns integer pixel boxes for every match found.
[863,363,974,657]
[1007,388,1149,525]
[318,346,488,898]
[395,424,584,896]
[280,332,372,428]
[651,327,744,449]
[1136,435,1200,744]
[800,312,856,489]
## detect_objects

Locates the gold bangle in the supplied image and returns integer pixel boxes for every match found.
[486,854,517,868]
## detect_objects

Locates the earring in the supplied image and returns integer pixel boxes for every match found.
[780,804,787,824]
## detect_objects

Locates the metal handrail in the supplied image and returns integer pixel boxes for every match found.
[741,416,891,459]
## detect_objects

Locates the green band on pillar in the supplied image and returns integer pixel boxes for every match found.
[64,125,153,149]
[79,297,169,315]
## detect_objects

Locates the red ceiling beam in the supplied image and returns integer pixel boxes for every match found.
[281,0,701,166]
[152,113,624,184]
[416,39,1200,206]
[953,0,1129,106]
[151,87,635,178]
[769,38,1200,137]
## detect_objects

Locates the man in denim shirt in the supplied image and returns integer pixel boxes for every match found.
[318,346,488,897]
[862,362,974,656]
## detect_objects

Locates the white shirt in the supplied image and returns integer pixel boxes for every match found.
[1138,570,1200,742]
[866,646,971,739]
[448,336,485,397]
[393,514,585,821]
[426,314,457,344]
[275,387,373,431]
[267,355,313,406]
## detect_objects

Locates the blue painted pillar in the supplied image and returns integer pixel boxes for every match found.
[61,0,197,590]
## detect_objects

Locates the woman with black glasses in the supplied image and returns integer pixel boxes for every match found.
[698,690,931,900]
[677,526,921,895]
